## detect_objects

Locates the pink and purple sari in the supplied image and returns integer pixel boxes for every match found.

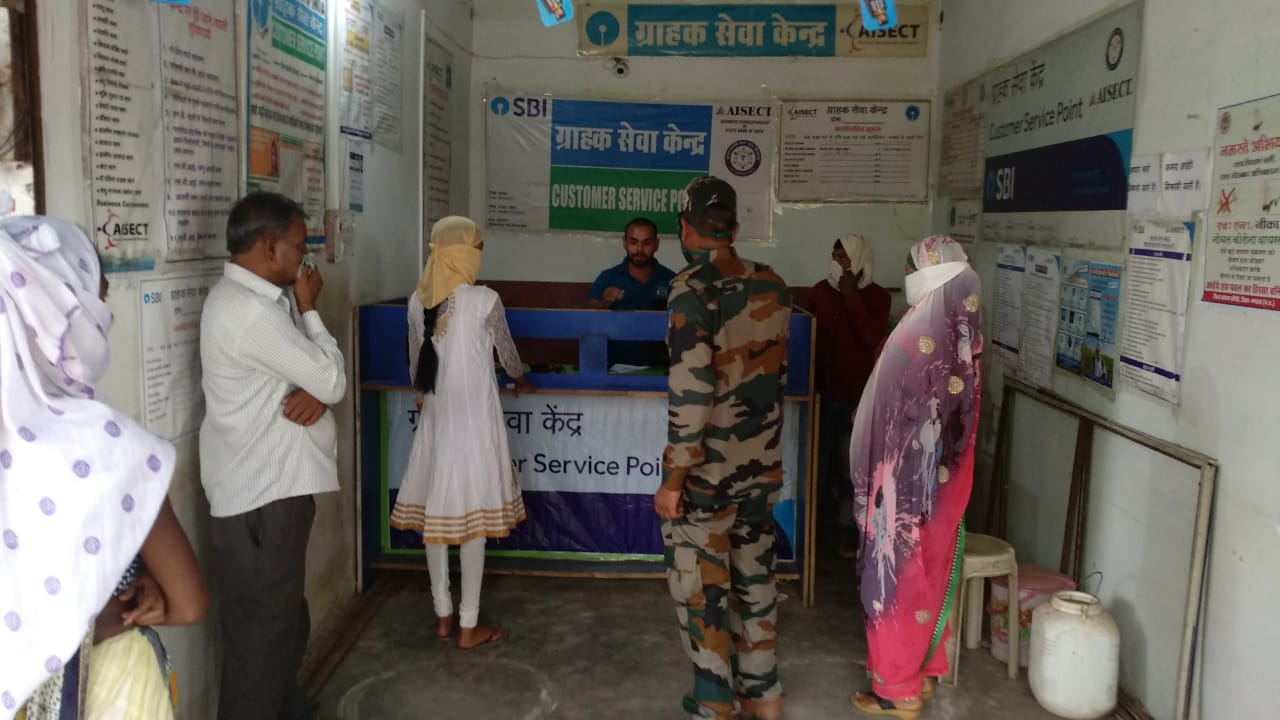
[850,235,983,700]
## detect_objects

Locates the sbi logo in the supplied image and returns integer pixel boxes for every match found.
[250,0,271,31]
[986,167,1015,201]
[905,105,921,121]
[490,96,549,118]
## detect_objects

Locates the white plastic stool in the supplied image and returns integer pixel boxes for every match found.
[946,533,1018,685]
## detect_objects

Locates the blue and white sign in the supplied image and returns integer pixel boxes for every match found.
[578,3,928,58]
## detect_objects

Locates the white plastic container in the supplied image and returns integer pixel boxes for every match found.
[1029,591,1120,720]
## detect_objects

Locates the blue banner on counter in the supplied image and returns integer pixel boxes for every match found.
[378,390,803,562]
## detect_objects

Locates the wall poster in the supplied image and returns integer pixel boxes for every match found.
[778,100,930,202]
[1203,93,1280,311]
[247,0,327,241]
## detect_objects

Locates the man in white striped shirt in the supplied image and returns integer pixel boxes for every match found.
[199,192,346,720]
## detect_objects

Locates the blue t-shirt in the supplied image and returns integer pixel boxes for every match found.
[589,260,677,310]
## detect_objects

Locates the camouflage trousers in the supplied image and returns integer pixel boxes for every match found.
[663,478,783,720]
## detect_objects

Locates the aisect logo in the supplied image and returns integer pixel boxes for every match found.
[492,97,549,118]
[97,211,149,249]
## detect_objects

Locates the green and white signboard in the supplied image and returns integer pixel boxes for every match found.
[485,90,773,240]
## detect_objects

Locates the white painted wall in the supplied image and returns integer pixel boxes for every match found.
[37,0,470,716]
[468,0,942,292]
[941,1,1280,717]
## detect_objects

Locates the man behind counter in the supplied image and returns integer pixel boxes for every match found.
[587,217,677,310]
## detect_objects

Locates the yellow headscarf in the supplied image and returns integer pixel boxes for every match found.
[416,216,483,308]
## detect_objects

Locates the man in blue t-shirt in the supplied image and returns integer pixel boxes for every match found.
[587,217,676,311]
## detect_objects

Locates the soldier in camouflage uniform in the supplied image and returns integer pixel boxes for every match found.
[654,176,792,720]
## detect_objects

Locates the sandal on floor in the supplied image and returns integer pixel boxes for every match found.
[456,624,507,651]
[736,697,783,720]
[921,677,935,700]
[849,692,922,719]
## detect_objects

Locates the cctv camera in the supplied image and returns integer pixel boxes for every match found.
[608,57,629,78]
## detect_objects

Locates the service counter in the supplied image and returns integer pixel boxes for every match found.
[357,298,818,604]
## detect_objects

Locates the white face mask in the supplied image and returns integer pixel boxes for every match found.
[827,259,845,289]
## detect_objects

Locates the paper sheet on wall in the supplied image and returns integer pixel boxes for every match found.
[992,244,1025,365]
[423,37,454,228]
[345,140,366,213]
[1018,247,1060,388]
[340,0,374,140]
[140,274,220,440]
[778,100,930,202]
[945,198,981,246]
[372,4,404,151]
[247,0,327,241]
[1127,153,1160,215]
[87,0,165,272]
[1119,220,1193,404]
[159,2,239,261]
[1204,94,1280,310]
[1158,149,1209,218]
[940,79,986,198]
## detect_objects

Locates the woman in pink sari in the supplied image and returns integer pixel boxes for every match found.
[849,236,982,718]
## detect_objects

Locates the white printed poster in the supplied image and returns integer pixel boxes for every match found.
[940,78,987,198]
[1204,93,1280,311]
[247,0,327,240]
[778,100,930,202]
[1127,153,1160,215]
[946,198,981,246]
[992,244,1025,365]
[159,2,239,261]
[1159,149,1210,218]
[424,37,454,228]
[87,0,165,272]
[1018,247,1060,389]
[340,0,374,140]
[373,4,404,151]
[346,141,366,213]
[140,274,220,440]
[982,3,1141,249]
[486,92,774,240]
[1120,220,1194,404]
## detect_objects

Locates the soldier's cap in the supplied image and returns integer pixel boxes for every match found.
[681,176,737,228]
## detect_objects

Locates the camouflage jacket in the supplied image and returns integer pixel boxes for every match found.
[662,246,792,491]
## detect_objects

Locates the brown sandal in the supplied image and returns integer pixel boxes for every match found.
[850,691,922,719]
[456,624,507,651]
[435,615,454,639]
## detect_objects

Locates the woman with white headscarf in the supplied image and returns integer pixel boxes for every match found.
[390,216,533,651]
[849,235,982,718]
[0,217,205,720]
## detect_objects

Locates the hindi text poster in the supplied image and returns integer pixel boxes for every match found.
[778,100,930,202]
[340,0,374,140]
[1018,246,1060,389]
[159,1,240,261]
[1203,94,1280,310]
[87,0,165,272]
[372,3,404,151]
[1120,220,1193,403]
[992,244,1025,365]
[140,274,220,440]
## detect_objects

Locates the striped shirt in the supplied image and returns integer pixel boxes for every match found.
[198,263,347,517]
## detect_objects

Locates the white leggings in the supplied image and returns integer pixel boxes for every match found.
[425,537,486,628]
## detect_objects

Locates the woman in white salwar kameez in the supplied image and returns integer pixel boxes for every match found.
[389,216,534,650]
